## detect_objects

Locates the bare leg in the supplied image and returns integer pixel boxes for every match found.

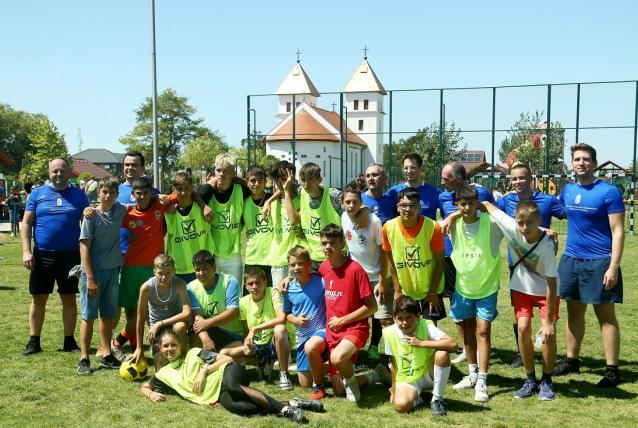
[79,319,94,360]
[29,294,49,336]
[517,317,534,373]
[565,300,587,359]
[476,318,492,374]
[304,337,327,385]
[98,317,113,355]
[593,304,620,365]
[463,318,478,365]
[274,325,290,371]
[60,293,78,337]
[541,319,557,373]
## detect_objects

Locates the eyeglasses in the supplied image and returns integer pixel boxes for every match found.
[402,166,418,172]
[397,204,419,210]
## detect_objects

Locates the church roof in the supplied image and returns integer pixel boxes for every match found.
[343,59,386,95]
[276,62,320,96]
[263,104,365,146]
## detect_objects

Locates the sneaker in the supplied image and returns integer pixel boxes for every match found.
[110,342,127,362]
[367,345,380,361]
[290,397,325,413]
[514,379,539,399]
[258,357,274,382]
[430,398,448,416]
[99,353,122,369]
[373,362,392,386]
[23,341,42,356]
[596,368,621,387]
[77,358,92,375]
[510,353,523,369]
[309,384,326,400]
[474,379,489,402]
[451,351,467,364]
[552,358,580,376]
[61,337,80,353]
[279,371,294,391]
[452,375,477,390]
[412,396,425,411]
[344,378,361,402]
[281,406,307,424]
[538,380,556,400]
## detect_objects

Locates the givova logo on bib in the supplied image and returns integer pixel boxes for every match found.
[212,210,240,231]
[396,244,433,269]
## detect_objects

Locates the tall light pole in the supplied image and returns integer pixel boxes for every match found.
[151,0,160,190]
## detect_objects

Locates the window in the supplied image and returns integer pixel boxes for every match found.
[358,120,364,131]
[296,102,300,107]
[316,154,321,158]
[460,153,483,163]
[363,99,369,110]
[286,102,291,112]
[301,154,307,158]
[323,146,326,152]
[354,100,359,110]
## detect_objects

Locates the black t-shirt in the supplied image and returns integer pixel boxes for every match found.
[197,183,251,205]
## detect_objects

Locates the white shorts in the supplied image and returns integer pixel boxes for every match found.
[396,373,433,395]
[215,253,243,283]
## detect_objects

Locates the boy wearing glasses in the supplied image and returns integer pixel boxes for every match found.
[382,187,446,323]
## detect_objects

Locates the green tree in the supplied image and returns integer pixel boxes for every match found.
[120,89,209,185]
[0,104,39,174]
[384,121,466,185]
[20,116,71,180]
[238,134,279,175]
[178,131,229,176]
[498,111,566,175]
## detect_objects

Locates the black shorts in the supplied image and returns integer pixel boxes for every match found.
[418,293,447,322]
[442,257,456,298]
[29,249,80,295]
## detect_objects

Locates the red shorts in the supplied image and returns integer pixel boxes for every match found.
[327,332,367,376]
[511,290,560,321]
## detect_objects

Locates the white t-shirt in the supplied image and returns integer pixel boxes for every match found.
[490,209,559,297]
[449,211,504,258]
[384,323,446,356]
[341,211,383,282]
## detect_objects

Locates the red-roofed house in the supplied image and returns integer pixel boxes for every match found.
[71,158,112,179]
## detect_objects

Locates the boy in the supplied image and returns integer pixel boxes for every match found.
[445,186,504,402]
[483,200,559,400]
[319,224,377,402]
[188,249,244,352]
[383,295,456,416]
[77,177,127,374]
[282,245,328,398]
[129,254,191,369]
[382,187,446,321]
[224,267,296,390]
[340,184,392,360]
[165,171,211,283]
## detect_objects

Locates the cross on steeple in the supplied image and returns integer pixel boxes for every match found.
[295,49,302,63]
[331,101,336,111]
[362,45,369,59]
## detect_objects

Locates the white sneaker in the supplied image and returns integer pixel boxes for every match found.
[451,351,467,364]
[278,371,294,391]
[474,379,489,402]
[453,375,477,390]
[344,379,361,402]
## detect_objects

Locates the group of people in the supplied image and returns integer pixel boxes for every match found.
[18,142,625,422]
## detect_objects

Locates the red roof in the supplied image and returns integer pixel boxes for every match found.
[71,159,112,179]
[0,149,15,166]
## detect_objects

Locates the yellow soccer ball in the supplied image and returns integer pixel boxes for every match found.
[119,359,148,382]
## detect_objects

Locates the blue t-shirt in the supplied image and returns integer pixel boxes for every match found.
[440,185,494,257]
[283,274,326,344]
[187,273,240,310]
[26,185,89,251]
[387,182,441,221]
[560,180,625,259]
[361,192,397,225]
[117,183,160,254]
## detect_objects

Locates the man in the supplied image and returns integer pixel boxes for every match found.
[361,163,397,225]
[498,163,565,368]
[387,153,441,220]
[22,158,90,355]
[553,143,625,387]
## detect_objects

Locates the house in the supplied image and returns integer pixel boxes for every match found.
[71,159,112,179]
[72,148,125,176]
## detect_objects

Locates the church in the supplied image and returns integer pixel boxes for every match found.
[263,55,386,187]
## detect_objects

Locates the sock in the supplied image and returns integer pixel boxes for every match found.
[541,372,552,383]
[366,370,381,385]
[371,317,382,346]
[477,372,487,383]
[526,371,537,383]
[29,335,40,344]
[64,335,76,344]
[114,329,128,347]
[468,363,478,377]
[513,323,520,352]
[432,365,451,401]
[605,364,619,372]
[566,357,580,366]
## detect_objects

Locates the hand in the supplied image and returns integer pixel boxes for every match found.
[407,336,426,347]
[328,316,344,332]
[147,323,161,343]
[294,314,309,327]
[439,218,452,235]
[284,168,295,193]
[148,390,165,402]
[192,368,207,393]
[127,348,144,365]
[202,205,213,223]
[374,282,387,304]
[23,251,35,271]
[393,289,403,304]
[426,292,443,316]
[278,276,293,294]
[603,265,619,290]
[355,206,370,229]
[262,199,272,219]
[541,323,555,344]
[192,318,209,334]
[157,194,170,205]
[165,203,177,214]
[83,206,96,219]
[243,332,255,355]
[87,277,99,297]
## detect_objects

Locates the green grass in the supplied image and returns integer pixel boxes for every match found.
[0,232,637,427]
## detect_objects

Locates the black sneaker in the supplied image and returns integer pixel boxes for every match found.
[281,406,307,424]
[61,337,80,353]
[291,397,325,413]
[596,368,620,387]
[77,358,92,375]
[510,353,523,369]
[552,358,580,376]
[23,341,42,356]
[430,398,448,416]
[99,353,122,369]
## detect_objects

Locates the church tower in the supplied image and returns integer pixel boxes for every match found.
[343,51,386,166]
[276,55,320,121]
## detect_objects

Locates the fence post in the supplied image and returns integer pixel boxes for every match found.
[491,87,496,187]
[388,90,393,184]
[438,89,444,183]
[575,83,581,143]
[545,85,552,191]
[340,92,344,188]
[246,96,251,165]
[631,81,638,235]
[292,94,296,168]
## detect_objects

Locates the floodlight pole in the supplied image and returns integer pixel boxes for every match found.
[150,0,160,190]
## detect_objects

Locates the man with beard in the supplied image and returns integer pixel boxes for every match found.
[387,153,441,221]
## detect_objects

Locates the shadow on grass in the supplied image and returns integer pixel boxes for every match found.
[0,286,16,290]
[557,378,637,399]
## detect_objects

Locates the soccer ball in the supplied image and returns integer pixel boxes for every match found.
[119,359,148,382]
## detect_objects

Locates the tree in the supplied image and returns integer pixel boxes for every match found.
[178,131,230,178]
[20,116,71,180]
[384,121,466,185]
[238,134,279,176]
[0,104,39,174]
[498,111,566,175]
[120,89,209,186]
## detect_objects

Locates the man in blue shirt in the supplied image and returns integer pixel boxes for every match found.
[553,144,625,387]
[21,157,90,355]
[386,153,441,221]
[497,163,565,368]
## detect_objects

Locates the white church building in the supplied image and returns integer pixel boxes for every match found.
[263,57,386,187]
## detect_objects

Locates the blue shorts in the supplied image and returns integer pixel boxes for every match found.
[296,329,327,373]
[80,267,120,320]
[558,255,623,304]
[255,341,277,361]
[448,291,499,322]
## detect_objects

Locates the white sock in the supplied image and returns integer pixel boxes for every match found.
[432,365,451,401]
[477,372,488,382]
[469,363,478,377]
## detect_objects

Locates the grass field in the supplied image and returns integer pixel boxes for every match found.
[0,232,636,427]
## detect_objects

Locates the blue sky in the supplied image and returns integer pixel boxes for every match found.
[1,1,637,166]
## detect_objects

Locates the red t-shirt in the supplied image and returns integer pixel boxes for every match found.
[319,258,373,347]
[122,199,166,266]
